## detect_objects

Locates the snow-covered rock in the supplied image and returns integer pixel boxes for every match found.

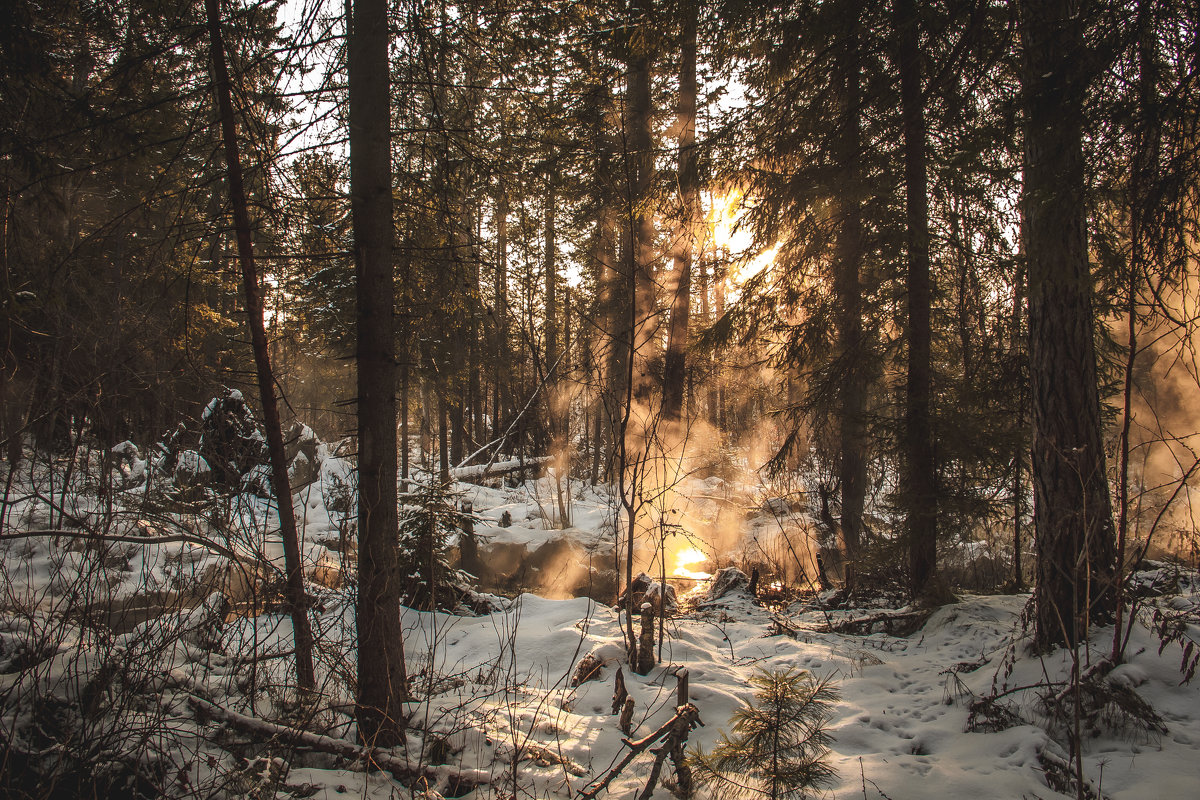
[111,440,147,488]
[173,450,211,488]
[706,566,751,600]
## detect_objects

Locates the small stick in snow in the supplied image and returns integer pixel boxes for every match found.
[613,667,628,715]
[619,697,635,736]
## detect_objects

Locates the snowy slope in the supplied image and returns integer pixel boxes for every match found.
[1,453,1197,799]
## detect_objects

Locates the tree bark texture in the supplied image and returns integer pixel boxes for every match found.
[544,170,559,439]
[349,0,409,746]
[625,0,657,403]
[894,0,939,602]
[1020,0,1116,649]
[203,0,315,694]
[832,16,868,594]
[662,0,697,423]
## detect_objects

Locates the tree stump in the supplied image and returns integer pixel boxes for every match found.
[571,653,604,687]
[619,696,635,735]
[613,667,628,715]
[636,602,656,675]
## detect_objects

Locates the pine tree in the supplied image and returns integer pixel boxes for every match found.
[397,480,469,611]
[691,669,839,800]
[1020,0,1117,649]
[349,0,409,747]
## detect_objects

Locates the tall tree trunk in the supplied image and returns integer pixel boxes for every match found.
[419,367,434,466]
[833,17,868,595]
[544,171,559,437]
[400,357,410,493]
[699,250,718,427]
[348,0,408,745]
[619,0,656,671]
[450,365,465,466]
[1113,9,1158,663]
[203,0,315,695]
[894,0,939,602]
[593,85,624,479]
[465,5,485,453]
[662,1,697,423]
[494,183,510,441]
[1011,262,1027,590]
[439,390,450,484]
[626,0,657,404]
[1020,0,1116,649]
[543,69,560,439]
[590,160,615,485]
[399,218,413,495]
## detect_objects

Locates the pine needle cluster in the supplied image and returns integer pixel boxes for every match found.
[690,668,839,799]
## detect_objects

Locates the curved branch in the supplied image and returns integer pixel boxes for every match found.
[0,528,241,563]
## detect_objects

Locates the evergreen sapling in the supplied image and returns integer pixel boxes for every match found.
[690,668,839,799]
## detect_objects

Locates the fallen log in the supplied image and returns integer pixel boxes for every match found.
[450,456,552,483]
[187,696,490,790]
[818,608,931,636]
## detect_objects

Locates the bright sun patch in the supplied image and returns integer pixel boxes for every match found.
[673,547,713,580]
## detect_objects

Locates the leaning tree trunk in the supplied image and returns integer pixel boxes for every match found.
[203,0,315,694]
[349,0,409,746]
[1020,0,1116,650]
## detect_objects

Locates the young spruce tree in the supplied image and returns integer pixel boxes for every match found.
[691,669,839,800]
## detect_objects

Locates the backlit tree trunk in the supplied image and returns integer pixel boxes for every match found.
[662,1,698,423]
[1020,0,1116,649]
[349,0,409,745]
[894,0,939,602]
[833,17,868,595]
[204,0,315,695]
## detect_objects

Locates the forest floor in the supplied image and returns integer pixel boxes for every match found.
[0,447,1197,799]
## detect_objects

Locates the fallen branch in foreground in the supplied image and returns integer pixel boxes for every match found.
[2,528,240,562]
[817,609,931,636]
[579,702,703,800]
[188,696,490,790]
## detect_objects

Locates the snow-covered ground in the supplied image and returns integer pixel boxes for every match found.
[1,448,1197,798]
[374,585,1200,800]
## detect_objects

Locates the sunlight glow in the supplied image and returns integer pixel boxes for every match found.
[709,190,748,253]
[707,189,777,291]
[673,547,713,580]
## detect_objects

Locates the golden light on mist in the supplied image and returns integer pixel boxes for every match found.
[672,546,712,580]
[707,189,777,289]
[709,190,745,252]
[736,244,778,285]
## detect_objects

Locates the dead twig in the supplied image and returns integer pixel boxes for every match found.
[579,703,703,800]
